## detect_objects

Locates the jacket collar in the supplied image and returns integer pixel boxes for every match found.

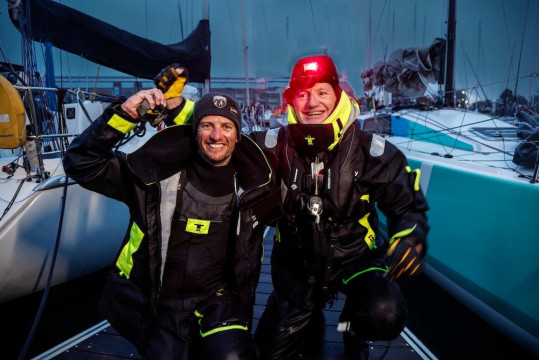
[286,92,361,151]
[126,125,272,190]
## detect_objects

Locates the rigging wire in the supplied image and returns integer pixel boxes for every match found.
[260,0,272,56]
[342,2,354,46]
[477,21,489,99]
[309,0,320,44]
[212,57,243,89]
[500,0,515,90]
[460,40,469,92]
[463,52,489,102]
[0,175,29,222]
[0,49,27,85]
[391,11,395,52]
[413,1,417,45]
[179,2,184,40]
[372,0,389,49]
[227,0,240,65]
[385,0,392,54]
[530,10,539,104]
[366,0,372,69]
[513,0,530,102]
[422,16,426,46]
[17,175,69,360]
[362,2,536,181]
[0,30,14,64]
[323,2,334,48]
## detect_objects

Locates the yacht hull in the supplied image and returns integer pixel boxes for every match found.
[0,180,128,303]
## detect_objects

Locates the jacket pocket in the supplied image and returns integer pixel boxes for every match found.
[195,290,250,337]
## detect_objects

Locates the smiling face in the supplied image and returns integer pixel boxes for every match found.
[291,83,338,124]
[196,115,238,166]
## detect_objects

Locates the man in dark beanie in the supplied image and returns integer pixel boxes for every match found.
[251,54,429,359]
[192,93,242,138]
[63,68,281,359]
[191,93,242,166]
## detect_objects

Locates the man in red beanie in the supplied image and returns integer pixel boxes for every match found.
[251,54,429,359]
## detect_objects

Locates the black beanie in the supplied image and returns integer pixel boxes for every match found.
[193,93,242,140]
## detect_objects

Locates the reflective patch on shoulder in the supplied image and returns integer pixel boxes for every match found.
[369,134,385,157]
[264,128,279,149]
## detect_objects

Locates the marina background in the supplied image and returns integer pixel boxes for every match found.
[0,0,537,104]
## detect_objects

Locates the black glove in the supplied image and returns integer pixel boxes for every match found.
[154,64,188,99]
[386,237,423,280]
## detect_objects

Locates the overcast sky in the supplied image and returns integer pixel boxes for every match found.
[1,0,537,102]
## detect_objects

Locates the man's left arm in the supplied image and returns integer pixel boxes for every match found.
[376,148,430,279]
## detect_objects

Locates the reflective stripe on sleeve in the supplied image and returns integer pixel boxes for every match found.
[172,99,195,125]
[107,113,137,133]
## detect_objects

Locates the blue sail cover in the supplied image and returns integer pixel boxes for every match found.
[10,0,211,82]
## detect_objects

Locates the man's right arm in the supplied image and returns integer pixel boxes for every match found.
[62,92,160,203]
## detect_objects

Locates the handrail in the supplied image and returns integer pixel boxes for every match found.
[14,85,59,92]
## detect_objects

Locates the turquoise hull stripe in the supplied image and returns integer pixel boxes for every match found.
[380,156,539,337]
[391,116,474,151]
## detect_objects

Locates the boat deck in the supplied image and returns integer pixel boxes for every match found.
[33,227,435,360]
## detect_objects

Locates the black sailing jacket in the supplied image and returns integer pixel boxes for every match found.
[251,97,429,307]
[63,104,281,347]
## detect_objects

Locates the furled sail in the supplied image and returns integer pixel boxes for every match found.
[361,38,445,98]
[9,0,211,82]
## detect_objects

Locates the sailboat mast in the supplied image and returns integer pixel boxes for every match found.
[203,0,209,94]
[241,0,251,130]
[444,0,456,107]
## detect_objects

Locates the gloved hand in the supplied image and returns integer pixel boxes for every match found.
[121,89,165,118]
[154,64,188,99]
[386,237,424,280]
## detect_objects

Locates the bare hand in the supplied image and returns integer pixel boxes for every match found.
[121,89,166,119]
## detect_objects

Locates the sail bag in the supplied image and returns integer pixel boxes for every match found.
[0,75,26,149]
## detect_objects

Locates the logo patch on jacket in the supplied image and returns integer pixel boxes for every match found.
[186,218,211,234]
[305,135,315,145]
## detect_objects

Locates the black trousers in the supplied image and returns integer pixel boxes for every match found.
[143,325,256,360]
[144,292,256,360]
[254,270,407,360]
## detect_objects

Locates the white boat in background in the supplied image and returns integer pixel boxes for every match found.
[357,0,539,353]
[358,105,539,353]
[0,0,210,304]
[0,80,156,303]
